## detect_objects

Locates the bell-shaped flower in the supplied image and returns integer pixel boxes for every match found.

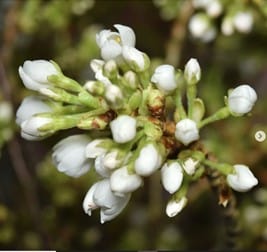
[228,84,257,116]
[110,115,136,143]
[233,11,253,34]
[16,96,52,126]
[161,162,183,194]
[134,143,162,176]
[175,119,199,146]
[83,183,99,216]
[95,154,112,178]
[85,139,110,158]
[184,58,201,85]
[92,179,131,223]
[52,134,92,177]
[122,46,149,72]
[151,64,177,92]
[188,13,216,42]
[166,197,188,217]
[96,24,136,61]
[21,116,53,141]
[227,164,258,192]
[110,166,143,196]
[18,60,58,91]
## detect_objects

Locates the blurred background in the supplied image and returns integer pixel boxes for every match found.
[0,0,267,250]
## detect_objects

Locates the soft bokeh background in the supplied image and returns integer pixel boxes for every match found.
[0,0,267,250]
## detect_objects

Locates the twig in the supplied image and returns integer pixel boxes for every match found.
[165,1,194,67]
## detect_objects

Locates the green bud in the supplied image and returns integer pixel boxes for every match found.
[147,88,165,118]
[123,70,139,90]
[144,121,162,140]
[103,60,118,79]
[84,80,105,96]
[192,98,205,122]
[128,90,142,111]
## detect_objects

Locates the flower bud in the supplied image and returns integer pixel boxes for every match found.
[21,116,53,140]
[18,60,58,91]
[134,143,162,176]
[175,119,199,146]
[95,154,112,178]
[221,16,234,36]
[103,150,122,170]
[161,162,183,194]
[122,46,150,72]
[52,134,92,177]
[103,60,118,79]
[206,0,222,18]
[123,71,138,89]
[85,139,111,158]
[227,164,258,192]
[233,11,253,34]
[0,101,13,122]
[110,115,136,143]
[182,158,199,175]
[84,80,105,96]
[184,58,201,85]
[16,96,52,126]
[151,64,177,92]
[110,166,143,196]
[105,84,123,105]
[228,85,257,116]
[90,59,104,73]
[166,197,188,217]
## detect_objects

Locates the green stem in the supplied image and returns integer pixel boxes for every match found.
[174,89,186,121]
[186,84,197,119]
[202,159,235,176]
[198,107,231,128]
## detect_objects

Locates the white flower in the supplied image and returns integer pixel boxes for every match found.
[122,46,148,72]
[175,119,199,146]
[233,11,253,34]
[206,0,222,18]
[228,84,257,116]
[95,154,112,178]
[192,0,210,8]
[85,139,109,158]
[188,13,216,42]
[227,164,258,192]
[18,60,58,91]
[83,183,99,216]
[110,115,136,143]
[103,150,122,170]
[96,24,136,61]
[16,96,51,126]
[161,162,183,194]
[110,166,143,196]
[166,197,188,217]
[184,58,201,85]
[151,64,177,92]
[21,116,53,140]
[221,17,234,36]
[104,84,123,104]
[0,101,13,122]
[92,179,131,223]
[52,134,92,177]
[182,158,199,175]
[134,144,162,176]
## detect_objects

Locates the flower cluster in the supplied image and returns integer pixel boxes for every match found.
[16,24,258,223]
[189,0,255,42]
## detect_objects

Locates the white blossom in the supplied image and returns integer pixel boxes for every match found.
[122,46,148,72]
[110,115,136,143]
[166,197,188,217]
[228,84,257,116]
[184,58,201,85]
[92,179,131,223]
[16,96,51,126]
[83,183,99,216]
[233,11,254,34]
[206,0,222,18]
[18,60,58,91]
[182,158,199,175]
[85,139,109,158]
[21,116,53,140]
[227,164,258,192]
[134,144,162,176]
[175,119,199,145]
[95,154,112,178]
[96,24,136,61]
[151,64,177,92]
[161,162,183,194]
[52,134,92,177]
[110,166,143,196]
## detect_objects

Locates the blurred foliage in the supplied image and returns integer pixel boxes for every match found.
[0,0,267,250]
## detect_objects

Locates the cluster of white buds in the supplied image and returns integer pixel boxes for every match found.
[16,24,258,223]
[190,0,255,41]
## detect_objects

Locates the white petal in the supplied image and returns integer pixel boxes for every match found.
[175,119,199,145]
[114,24,136,47]
[83,183,99,216]
[166,197,188,217]
[101,40,122,61]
